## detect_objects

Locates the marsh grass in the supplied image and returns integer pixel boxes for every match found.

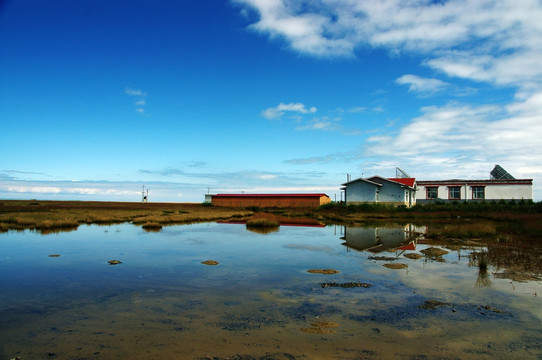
[426,221,497,239]
[245,218,280,234]
[141,222,163,231]
[0,201,253,232]
[246,218,280,228]
[1,200,541,245]
[470,251,491,287]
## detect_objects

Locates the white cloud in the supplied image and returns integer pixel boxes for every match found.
[237,0,354,57]
[236,0,542,90]
[396,74,448,94]
[7,185,62,194]
[125,87,148,115]
[262,102,317,119]
[348,106,367,113]
[295,116,340,131]
[364,98,542,182]
[124,87,147,97]
[257,174,277,180]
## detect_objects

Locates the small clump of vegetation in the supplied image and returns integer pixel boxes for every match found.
[141,222,163,231]
[246,218,280,229]
[469,251,489,271]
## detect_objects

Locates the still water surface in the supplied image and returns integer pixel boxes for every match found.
[1,223,541,359]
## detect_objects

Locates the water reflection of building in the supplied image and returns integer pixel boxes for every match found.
[340,224,425,253]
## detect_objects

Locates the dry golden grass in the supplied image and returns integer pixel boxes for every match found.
[0,200,253,232]
[246,218,280,228]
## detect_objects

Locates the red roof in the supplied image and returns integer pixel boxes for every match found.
[388,178,416,187]
[213,193,329,198]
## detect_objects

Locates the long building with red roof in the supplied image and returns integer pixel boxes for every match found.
[210,193,331,208]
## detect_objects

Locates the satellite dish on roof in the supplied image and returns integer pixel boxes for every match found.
[396,167,410,178]
[490,165,515,180]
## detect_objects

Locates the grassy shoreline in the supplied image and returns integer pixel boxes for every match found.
[1,200,541,241]
[0,200,254,233]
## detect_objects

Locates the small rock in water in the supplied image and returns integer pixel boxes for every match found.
[108,260,122,265]
[201,260,219,265]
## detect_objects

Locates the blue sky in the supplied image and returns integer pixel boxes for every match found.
[1,0,541,202]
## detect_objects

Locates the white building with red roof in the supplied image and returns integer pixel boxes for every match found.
[341,176,417,207]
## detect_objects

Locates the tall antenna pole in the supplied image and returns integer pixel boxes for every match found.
[142,185,148,203]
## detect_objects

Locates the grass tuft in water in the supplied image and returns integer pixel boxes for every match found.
[246,218,280,229]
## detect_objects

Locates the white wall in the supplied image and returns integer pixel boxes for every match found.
[485,184,532,200]
[417,183,533,201]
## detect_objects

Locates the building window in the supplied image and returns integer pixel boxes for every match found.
[426,187,438,199]
[472,186,485,200]
[449,187,461,200]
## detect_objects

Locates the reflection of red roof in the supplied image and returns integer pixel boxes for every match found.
[213,193,329,198]
[396,241,416,251]
[216,221,325,227]
[388,178,416,187]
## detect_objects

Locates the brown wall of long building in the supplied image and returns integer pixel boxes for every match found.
[212,196,330,208]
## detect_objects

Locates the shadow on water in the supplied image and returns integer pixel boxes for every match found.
[0,222,541,359]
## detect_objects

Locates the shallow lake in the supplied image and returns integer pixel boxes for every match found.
[1,222,541,359]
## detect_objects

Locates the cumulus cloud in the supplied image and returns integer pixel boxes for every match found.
[365,97,542,181]
[396,74,448,94]
[262,102,317,119]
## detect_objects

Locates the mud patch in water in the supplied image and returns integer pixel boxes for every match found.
[383,263,408,269]
[300,321,338,334]
[420,247,449,257]
[306,269,339,274]
[404,253,423,260]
